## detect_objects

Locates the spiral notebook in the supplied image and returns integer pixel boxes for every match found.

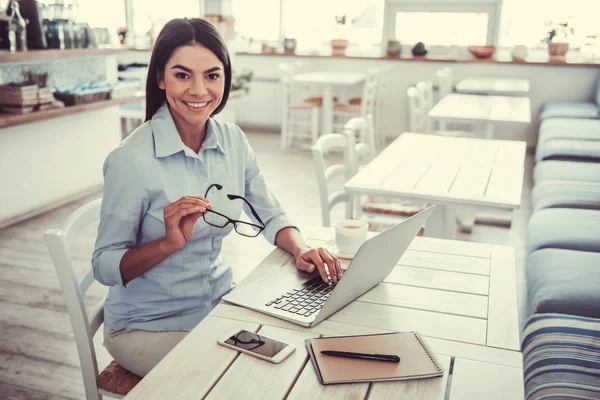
[305,331,444,385]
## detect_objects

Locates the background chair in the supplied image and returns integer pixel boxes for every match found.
[45,199,141,399]
[332,67,380,134]
[312,133,355,227]
[278,61,325,149]
[436,67,453,102]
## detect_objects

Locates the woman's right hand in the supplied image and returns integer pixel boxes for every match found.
[162,196,212,252]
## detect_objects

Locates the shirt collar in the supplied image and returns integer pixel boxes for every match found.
[151,102,226,158]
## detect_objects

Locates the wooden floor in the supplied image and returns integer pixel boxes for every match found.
[0,131,534,399]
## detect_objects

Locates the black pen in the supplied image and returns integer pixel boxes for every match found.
[321,350,400,363]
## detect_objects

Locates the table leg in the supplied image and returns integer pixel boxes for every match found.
[425,204,456,239]
[322,85,334,134]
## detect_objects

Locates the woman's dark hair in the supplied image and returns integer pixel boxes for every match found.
[145,18,232,121]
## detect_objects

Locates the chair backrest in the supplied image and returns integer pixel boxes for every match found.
[436,67,453,100]
[416,80,434,133]
[345,114,376,166]
[312,133,356,227]
[44,199,105,400]
[373,64,393,148]
[278,61,314,104]
[407,86,426,133]
[360,67,381,119]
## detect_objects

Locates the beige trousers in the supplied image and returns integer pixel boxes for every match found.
[103,324,188,377]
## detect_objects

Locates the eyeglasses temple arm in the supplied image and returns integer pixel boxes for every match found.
[227,194,266,228]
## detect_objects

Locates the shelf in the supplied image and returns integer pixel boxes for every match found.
[236,50,600,68]
[0,95,144,129]
[0,48,127,64]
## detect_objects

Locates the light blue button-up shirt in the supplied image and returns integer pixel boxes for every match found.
[92,102,294,331]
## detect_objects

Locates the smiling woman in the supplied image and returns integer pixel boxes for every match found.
[92,17,341,379]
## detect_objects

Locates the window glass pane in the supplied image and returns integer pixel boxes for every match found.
[498,0,599,48]
[131,0,199,39]
[395,12,488,46]
[231,0,280,42]
[282,0,381,52]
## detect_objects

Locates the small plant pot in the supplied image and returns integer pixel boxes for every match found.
[548,42,569,57]
[331,39,348,56]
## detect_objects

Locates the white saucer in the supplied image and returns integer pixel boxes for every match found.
[325,239,358,259]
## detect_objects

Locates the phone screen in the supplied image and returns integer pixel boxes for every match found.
[224,330,289,358]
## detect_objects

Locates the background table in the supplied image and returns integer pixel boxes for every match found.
[455,77,530,96]
[124,228,523,400]
[428,93,531,139]
[293,71,366,135]
[345,133,526,239]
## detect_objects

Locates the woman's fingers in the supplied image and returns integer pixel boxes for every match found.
[164,205,206,225]
[164,198,210,219]
[318,248,339,283]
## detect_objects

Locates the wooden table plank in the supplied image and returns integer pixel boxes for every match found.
[383,160,432,190]
[399,250,491,276]
[449,358,524,400]
[369,355,451,400]
[124,317,260,400]
[205,325,318,400]
[455,77,530,96]
[358,282,488,318]
[287,362,370,400]
[450,164,492,198]
[416,160,462,193]
[307,229,493,259]
[211,304,523,368]
[385,265,490,295]
[487,245,520,351]
[327,302,487,345]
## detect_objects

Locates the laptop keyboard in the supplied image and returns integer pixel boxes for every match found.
[265,275,337,317]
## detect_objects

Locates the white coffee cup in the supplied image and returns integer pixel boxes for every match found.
[334,219,368,256]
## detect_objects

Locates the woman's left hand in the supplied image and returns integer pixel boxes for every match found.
[294,246,342,283]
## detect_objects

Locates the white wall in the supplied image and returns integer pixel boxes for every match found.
[0,107,122,227]
[235,54,600,148]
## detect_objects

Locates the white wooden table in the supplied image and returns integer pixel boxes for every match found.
[428,93,531,139]
[293,71,366,135]
[124,228,523,400]
[345,133,527,239]
[455,77,530,96]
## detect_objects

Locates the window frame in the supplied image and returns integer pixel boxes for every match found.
[382,0,503,48]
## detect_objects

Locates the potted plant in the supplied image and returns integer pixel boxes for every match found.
[331,14,349,56]
[542,21,574,57]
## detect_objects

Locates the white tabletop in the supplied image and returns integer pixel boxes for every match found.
[428,93,531,124]
[455,77,530,96]
[293,71,366,86]
[345,132,527,209]
[124,228,523,400]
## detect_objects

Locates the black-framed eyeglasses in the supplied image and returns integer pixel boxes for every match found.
[230,331,265,351]
[203,183,266,238]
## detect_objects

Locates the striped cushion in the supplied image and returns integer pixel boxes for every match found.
[522,314,600,400]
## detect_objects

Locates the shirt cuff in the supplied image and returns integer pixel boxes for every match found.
[262,214,296,245]
[94,248,128,287]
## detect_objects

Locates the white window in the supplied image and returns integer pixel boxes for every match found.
[281,0,383,53]
[384,0,501,47]
[130,0,200,40]
[497,0,599,49]
[231,0,281,42]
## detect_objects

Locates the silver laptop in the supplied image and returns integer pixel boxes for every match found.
[222,205,436,327]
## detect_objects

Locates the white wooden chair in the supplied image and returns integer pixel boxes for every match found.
[436,67,453,101]
[312,132,356,227]
[279,61,324,149]
[44,199,141,399]
[416,80,434,133]
[332,67,380,133]
[407,86,428,133]
[280,76,320,149]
